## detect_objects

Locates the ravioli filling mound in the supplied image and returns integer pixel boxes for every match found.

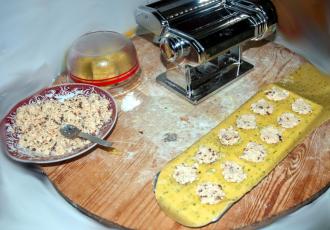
[292,98,312,114]
[251,99,274,115]
[264,87,289,101]
[218,126,240,145]
[236,114,257,129]
[195,146,219,164]
[241,142,267,162]
[260,126,283,144]
[278,112,300,128]
[196,182,225,205]
[221,161,246,183]
[173,163,198,185]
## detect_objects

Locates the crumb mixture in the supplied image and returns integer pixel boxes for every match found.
[15,93,112,156]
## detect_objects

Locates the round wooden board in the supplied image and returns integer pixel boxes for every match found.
[41,36,330,230]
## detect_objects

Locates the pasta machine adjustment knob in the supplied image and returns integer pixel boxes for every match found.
[160,35,190,63]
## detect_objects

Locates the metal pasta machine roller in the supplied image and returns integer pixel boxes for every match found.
[135,0,277,104]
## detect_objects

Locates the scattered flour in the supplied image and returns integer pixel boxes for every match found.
[125,151,136,160]
[121,92,141,112]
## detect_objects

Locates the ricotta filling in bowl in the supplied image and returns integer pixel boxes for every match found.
[15,93,112,156]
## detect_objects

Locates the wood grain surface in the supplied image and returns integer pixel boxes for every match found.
[41,36,330,230]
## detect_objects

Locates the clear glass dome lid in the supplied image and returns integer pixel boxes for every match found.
[67,31,140,88]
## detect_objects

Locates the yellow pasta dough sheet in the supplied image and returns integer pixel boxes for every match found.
[154,83,323,227]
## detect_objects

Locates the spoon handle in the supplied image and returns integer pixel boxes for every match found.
[78,132,113,148]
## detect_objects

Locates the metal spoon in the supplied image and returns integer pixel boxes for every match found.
[60,124,113,148]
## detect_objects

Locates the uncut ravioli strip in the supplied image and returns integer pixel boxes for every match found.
[154,84,323,227]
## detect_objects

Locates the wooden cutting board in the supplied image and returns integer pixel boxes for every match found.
[41,36,330,230]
